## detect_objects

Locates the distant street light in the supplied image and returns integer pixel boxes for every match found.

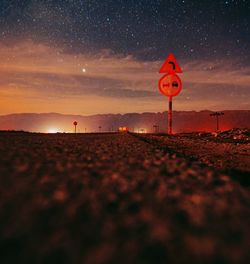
[210,112,224,131]
[73,121,78,134]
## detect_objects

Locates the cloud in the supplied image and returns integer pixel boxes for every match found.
[0,40,157,81]
[182,59,250,86]
[0,68,159,99]
[0,40,249,114]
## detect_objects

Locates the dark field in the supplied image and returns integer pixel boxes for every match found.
[0,132,250,264]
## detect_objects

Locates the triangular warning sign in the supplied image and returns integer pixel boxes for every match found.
[159,53,182,74]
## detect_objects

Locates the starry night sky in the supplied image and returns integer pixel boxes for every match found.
[0,0,249,115]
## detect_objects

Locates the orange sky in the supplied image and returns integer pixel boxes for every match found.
[0,40,249,115]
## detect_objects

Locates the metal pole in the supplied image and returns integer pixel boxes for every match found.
[74,125,76,134]
[168,96,173,134]
[216,115,219,131]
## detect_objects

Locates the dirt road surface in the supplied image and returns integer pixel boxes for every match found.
[136,133,250,186]
[0,132,250,264]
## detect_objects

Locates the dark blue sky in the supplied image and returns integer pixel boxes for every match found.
[1,0,249,62]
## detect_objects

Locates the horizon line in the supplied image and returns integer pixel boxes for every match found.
[1,109,250,117]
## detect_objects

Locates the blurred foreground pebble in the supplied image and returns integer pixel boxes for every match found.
[0,132,250,264]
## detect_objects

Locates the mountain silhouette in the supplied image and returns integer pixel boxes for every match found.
[0,110,249,133]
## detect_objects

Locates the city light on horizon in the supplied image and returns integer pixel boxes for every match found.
[47,128,61,134]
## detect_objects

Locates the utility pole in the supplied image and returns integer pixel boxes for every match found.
[210,112,224,131]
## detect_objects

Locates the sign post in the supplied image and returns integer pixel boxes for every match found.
[168,96,173,134]
[158,53,183,134]
[73,121,78,134]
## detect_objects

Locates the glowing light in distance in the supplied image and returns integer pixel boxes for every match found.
[138,129,146,134]
[119,127,129,132]
[47,128,59,133]
[82,68,86,73]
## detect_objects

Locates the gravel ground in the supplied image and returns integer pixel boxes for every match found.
[135,133,250,187]
[0,132,250,264]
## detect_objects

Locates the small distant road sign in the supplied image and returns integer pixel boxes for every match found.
[73,121,78,133]
[158,73,182,97]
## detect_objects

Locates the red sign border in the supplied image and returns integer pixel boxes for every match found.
[158,73,182,97]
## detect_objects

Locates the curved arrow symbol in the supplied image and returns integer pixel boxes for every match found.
[168,61,176,70]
